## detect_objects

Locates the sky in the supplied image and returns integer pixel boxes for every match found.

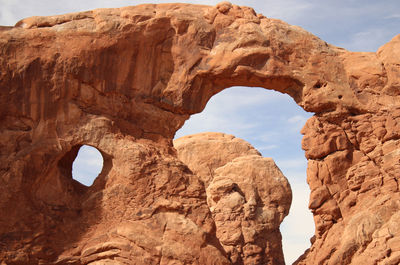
[2,0,399,264]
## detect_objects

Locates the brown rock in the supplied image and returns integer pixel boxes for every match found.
[209,156,291,265]
[174,132,261,186]
[175,132,291,264]
[0,2,400,264]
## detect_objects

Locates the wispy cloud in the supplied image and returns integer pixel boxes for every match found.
[288,115,309,132]
[258,144,279,151]
[0,0,18,26]
[250,0,313,22]
[252,131,280,143]
[338,27,398,52]
[176,111,260,139]
[276,158,307,170]
[385,14,400,19]
[204,87,287,112]
[288,115,307,124]
[175,87,288,139]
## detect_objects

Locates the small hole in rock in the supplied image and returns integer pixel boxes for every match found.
[72,145,104,186]
[338,95,343,99]
[313,81,323,89]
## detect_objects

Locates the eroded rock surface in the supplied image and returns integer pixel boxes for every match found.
[1,2,400,264]
[174,133,291,264]
[174,132,261,186]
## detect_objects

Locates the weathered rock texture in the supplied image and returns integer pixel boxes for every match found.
[174,132,291,264]
[174,132,261,186]
[0,1,400,264]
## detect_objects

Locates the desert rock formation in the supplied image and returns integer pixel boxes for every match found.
[174,133,291,264]
[0,2,400,264]
[174,132,261,186]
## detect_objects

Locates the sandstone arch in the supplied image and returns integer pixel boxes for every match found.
[0,2,400,264]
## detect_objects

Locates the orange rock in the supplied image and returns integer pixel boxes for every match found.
[0,2,400,264]
[175,133,291,264]
[174,132,261,186]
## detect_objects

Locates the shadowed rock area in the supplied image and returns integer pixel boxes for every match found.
[0,2,400,264]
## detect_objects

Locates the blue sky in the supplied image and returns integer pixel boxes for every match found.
[2,1,399,264]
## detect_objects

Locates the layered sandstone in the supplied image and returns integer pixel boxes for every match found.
[0,2,400,264]
[174,133,291,264]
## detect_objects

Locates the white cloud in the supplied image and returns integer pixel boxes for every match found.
[288,115,307,124]
[251,0,313,22]
[276,158,307,170]
[338,28,398,52]
[252,131,280,143]
[205,87,287,112]
[175,111,260,139]
[258,144,279,151]
[175,87,291,139]
[0,0,18,26]
[385,14,400,19]
[287,114,309,132]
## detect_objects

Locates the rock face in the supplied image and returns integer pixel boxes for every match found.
[174,133,291,264]
[0,2,400,264]
[174,132,261,186]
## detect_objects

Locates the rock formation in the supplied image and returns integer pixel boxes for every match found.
[174,133,291,264]
[0,1,400,264]
[174,132,261,186]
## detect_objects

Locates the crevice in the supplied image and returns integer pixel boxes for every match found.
[394,177,399,192]
[340,123,394,196]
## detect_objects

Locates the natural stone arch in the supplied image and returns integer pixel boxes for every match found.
[0,2,400,264]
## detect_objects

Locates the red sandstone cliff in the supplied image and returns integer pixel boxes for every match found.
[0,2,400,264]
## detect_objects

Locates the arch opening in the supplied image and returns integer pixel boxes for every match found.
[71,145,104,187]
[174,86,314,264]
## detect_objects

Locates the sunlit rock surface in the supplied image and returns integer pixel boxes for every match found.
[1,2,400,264]
[175,132,291,264]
